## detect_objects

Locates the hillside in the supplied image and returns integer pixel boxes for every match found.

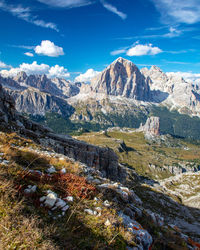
[1,75,200,249]
[0,130,200,249]
[75,129,200,240]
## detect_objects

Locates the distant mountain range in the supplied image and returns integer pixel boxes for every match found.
[1,57,200,138]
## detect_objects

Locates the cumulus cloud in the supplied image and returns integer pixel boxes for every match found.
[151,0,200,24]
[0,61,70,79]
[167,72,200,83]
[75,69,100,82]
[0,61,11,69]
[24,52,34,57]
[100,0,127,20]
[0,1,58,31]
[35,40,64,57]
[37,0,92,8]
[48,65,70,78]
[126,43,162,56]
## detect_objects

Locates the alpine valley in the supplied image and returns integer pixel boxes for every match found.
[1,57,200,249]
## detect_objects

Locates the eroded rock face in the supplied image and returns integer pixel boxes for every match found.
[0,84,126,183]
[139,116,160,136]
[91,57,151,100]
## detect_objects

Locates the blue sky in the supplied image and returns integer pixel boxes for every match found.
[0,0,200,81]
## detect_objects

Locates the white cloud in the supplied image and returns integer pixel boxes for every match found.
[37,0,92,8]
[75,69,100,82]
[163,27,182,38]
[48,65,70,78]
[0,1,58,31]
[151,0,200,24]
[115,26,195,41]
[38,0,127,20]
[0,61,11,69]
[24,52,34,57]
[110,49,126,56]
[12,45,36,50]
[126,43,162,56]
[167,72,200,83]
[101,0,127,20]
[0,61,70,79]
[35,40,64,57]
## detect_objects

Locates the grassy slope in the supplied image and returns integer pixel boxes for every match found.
[0,132,130,249]
[75,131,200,180]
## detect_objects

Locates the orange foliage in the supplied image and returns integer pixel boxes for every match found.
[20,170,96,199]
[188,238,200,249]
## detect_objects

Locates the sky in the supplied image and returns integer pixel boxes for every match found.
[0,0,200,82]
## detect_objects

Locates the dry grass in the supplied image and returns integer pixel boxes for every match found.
[0,168,58,250]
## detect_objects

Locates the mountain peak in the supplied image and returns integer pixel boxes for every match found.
[112,57,135,66]
[90,57,150,100]
[14,71,27,81]
[150,65,162,73]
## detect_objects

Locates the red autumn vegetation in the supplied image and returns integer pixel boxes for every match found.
[19,170,96,199]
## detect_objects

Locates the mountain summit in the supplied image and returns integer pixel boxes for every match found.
[90,57,151,100]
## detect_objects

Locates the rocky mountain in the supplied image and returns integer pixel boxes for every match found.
[90,57,151,100]
[141,66,200,116]
[0,72,80,117]
[6,87,74,117]
[1,58,200,139]
[51,77,80,98]
[12,71,80,98]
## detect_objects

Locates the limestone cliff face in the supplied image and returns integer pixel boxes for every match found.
[91,57,151,100]
[0,84,126,182]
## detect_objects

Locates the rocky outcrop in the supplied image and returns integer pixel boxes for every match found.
[90,57,151,100]
[0,83,126,182]
[138,116,160,137]
[149,163,200,175]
